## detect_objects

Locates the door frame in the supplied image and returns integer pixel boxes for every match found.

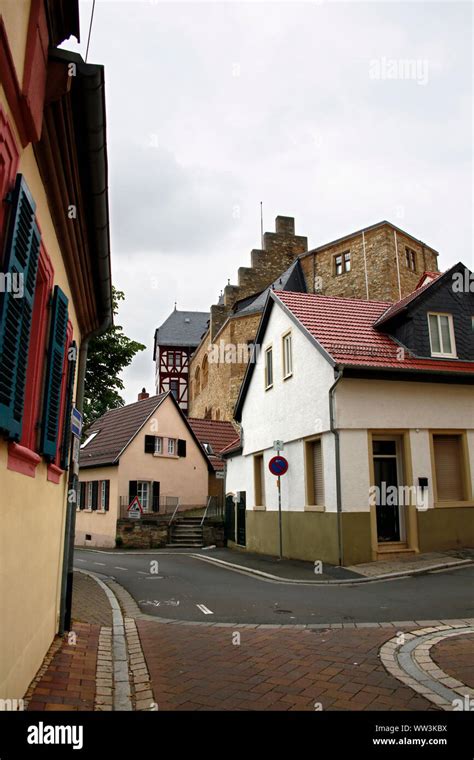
[367,430,419,560]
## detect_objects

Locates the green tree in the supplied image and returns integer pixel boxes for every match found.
[83,288,146,429]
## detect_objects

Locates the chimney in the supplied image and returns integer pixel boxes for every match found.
[138,388,149,401]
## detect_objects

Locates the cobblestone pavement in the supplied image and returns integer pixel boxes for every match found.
[72,572,113,627]
[137,620,436,711]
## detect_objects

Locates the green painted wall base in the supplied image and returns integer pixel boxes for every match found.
[244,510,372,566]
[417,507,474,553]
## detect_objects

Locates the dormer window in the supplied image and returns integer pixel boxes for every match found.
[202,442,213,455]
[428,313,456,358]
[81,431,98,449]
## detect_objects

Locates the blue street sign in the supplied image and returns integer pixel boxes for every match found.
[71,407,82,438]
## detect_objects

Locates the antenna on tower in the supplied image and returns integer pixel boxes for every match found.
[260,201,264,249]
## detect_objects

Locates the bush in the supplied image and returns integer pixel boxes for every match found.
[115,535,123,548]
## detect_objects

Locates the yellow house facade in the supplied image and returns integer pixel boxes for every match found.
[0,1,112,699]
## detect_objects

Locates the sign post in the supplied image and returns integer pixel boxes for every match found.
[268,450,288,560]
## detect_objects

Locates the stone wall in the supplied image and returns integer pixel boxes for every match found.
[299,223,439,301]
[116,517,225,549]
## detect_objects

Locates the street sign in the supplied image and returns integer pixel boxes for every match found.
[216,471,225,479]
[71,407,82,438]
[273,440,284,451]
[72,435,80,465]
[127,496,143,519]
[269,455,288,476]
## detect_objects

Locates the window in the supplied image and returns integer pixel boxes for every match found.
[306,439,324,506]
[77,481,82,510]
[154,436,163,455]
[265,346,273,389]
[254,454,265,506]
[344,251,351,272]
[170,379,179,400]
[175,352,181,368]
[202,442,213,455]
[335,254,342,276]
[202,354,209,388]
[406,248,416,271]
[137,481,149,512]
[81,431,98,449]
[194,367,201,395]
[282,332,292,378]
[167,438,176,455]
[432,434,466,502]
[428,313,456,357]
[100,480,106,510]
[87,482,93,509]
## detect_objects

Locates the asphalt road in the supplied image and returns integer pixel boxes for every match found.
[73,548,474,625]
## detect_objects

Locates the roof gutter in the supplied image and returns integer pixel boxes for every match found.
[329,368,344,566]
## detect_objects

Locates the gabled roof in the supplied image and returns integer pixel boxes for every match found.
[80,394,168,468]
[154,309,209,352]
[234,283,474,421]
[416,271,441,289]
[232,259,307,318]
[80,392,213,471]
[374,263,458,328]
[188,418,239,471]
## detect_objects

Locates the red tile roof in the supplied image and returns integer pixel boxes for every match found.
[416,271,441,289]
[219,435,242,456]
[188,418,239,471]
[274,291,474,374]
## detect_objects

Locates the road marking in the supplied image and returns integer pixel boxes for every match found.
[137,571,148,575]
[93,562,106,566]
[114,566,128,571]
[76,559,85,562]
[196,603,213,615]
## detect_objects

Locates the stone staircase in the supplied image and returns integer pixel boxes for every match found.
[167,517,203,548]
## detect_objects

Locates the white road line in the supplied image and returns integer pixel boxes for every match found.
[137,571,148,575]
[93,562,106,566]
[196,603,213,615]
[75,559,85,562]
[114,566,128,571]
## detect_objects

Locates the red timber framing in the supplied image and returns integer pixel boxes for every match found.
[158,346,191,412]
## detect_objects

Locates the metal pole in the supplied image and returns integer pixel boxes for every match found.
[277,448,283,560]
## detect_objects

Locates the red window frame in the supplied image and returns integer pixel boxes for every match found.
[47,319,73,484]
[0,106,19,263]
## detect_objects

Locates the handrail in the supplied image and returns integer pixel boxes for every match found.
[168,498,180,526]
[200,496,212,527]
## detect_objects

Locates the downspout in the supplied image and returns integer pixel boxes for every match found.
[329,368,344,566]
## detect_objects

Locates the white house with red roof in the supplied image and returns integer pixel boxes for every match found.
[223,262,474,565]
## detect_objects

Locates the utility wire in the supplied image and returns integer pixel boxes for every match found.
[85,0,96,63]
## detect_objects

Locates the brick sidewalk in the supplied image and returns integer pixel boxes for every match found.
[137,620,435,711]
[26,622,100,711]
[431,633,474,690]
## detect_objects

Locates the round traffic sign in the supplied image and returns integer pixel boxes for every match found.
[268,455,288,476]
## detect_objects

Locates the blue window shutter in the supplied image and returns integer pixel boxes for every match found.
[0,174,40,440]
[39,285,69,459]
[59,340,77,470]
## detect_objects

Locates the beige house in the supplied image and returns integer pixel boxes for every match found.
[75,391,211,547]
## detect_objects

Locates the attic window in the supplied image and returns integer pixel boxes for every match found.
[406,248,417,271]
[80,432,98,449]
[202,442,213,455]
[428,313,456,358]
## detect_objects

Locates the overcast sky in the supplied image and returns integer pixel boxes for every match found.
[62,0,473,404]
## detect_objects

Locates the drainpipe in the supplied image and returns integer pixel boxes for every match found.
[329,368,344,566]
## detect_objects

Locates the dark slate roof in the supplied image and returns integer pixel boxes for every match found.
[188,418,239,471]
[80,394,168,468]
[155,309,209,348]
[233,259,307,317]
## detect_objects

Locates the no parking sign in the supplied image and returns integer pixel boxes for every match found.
[268,455,288,476]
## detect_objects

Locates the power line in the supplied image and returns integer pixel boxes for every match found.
[85,0,96,63]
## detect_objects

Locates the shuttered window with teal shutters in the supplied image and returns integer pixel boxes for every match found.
[0,174,40,440]
[39,285,69,459]
[60,340,77,470]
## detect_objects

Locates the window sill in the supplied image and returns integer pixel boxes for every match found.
[7,443,41,478]
[434,500,474,509]
[253,505,266,511]
[47,463,64,484]
[304,504,325,512]
[283,373,293,381]
[264,385,273,392]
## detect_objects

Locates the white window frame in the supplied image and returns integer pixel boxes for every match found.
[86,482,93,510]
[81,431,98,449]
[137,481,149,512]
[428,312,457,358]
[154,436,163,455]
[167,438,176,456]
[335,254,343,276]
[282,331,292,379]
[264,346,273,389]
